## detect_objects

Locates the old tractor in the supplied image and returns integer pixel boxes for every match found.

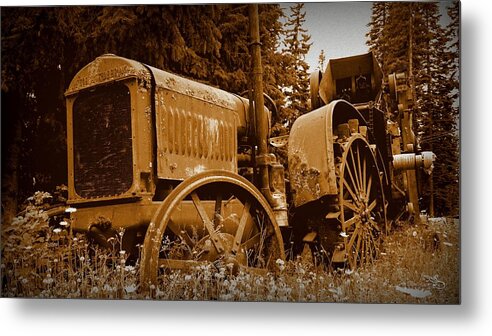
[63,8,433,286]
[290,52,435,268]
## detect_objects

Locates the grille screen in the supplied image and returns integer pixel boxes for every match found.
[73,83,133,198]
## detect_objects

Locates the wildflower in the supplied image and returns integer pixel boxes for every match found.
[53,228,62,234]
[103,284,115,292]
[124,284,137,293]
[79,256,85,262]
[219,293,233,300]
[12,216,24,225]
[42,277,54,285]
[65,207,77,213]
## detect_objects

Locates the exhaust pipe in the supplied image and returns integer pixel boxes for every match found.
[248,4,288,226]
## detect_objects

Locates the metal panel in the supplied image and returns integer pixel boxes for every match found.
[288,100,372,207]
[155,87,237,180]
[65,54,150,95]
[318,52,383,105]
[66,54,155,204]
[288,104,338,207]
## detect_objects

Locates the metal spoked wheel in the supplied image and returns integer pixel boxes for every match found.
[140,170,285,287]
[333,135,387,269]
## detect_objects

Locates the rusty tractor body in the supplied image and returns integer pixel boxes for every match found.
[64,45,433,283]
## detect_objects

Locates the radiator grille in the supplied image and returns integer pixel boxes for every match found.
[73,83,133,198]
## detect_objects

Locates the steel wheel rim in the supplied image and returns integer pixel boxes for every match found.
[140,170,285,287]
[338,136,386,269]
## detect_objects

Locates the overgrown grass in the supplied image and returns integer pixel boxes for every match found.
[1,193,459,303]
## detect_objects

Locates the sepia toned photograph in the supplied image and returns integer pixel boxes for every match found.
[1,1,460,303]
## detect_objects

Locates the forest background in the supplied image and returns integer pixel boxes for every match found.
[1,2,459,225]
[3,1,490,336]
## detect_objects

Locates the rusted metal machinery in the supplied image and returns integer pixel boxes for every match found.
[300,52,435,267]
[63,6,433,285]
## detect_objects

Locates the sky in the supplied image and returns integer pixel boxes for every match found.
[282,1,454,72]
[281,2,373,71]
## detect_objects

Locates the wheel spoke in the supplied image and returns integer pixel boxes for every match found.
[349,147,362,191]
[347,226,359,250]
[343,179,359,205]
[343,200,359,212]
[366,175,373,199]
[232,201,251,255]
[344,215,359,230]
[367,199,377,212]
[368,218,380,231]
[355,231,362,264]
[191,192,224,253]
[345,155,360,199]
[167,220,195,248]
[242,232,261,250]
[356,146,364,193]
[213,194,223,227]
[367,230,377,259]
[362,154,367,197]
[362,233,367,265]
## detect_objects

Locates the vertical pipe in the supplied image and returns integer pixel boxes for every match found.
[407,3,421,223]
[248,4,270,193]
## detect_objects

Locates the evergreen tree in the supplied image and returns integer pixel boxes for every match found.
[317,49,326,71]
[366,2,389,69]
[1,5,289,221]
[282,3,312,123]
[2,7,99,222]
[446,1,460,101]
[366,2,460,216]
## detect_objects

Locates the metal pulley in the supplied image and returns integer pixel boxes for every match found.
[392,151,436,174]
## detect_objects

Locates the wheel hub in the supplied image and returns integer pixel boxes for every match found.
[194,233,247,269]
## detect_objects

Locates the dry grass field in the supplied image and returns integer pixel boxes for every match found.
[1,193,459,303]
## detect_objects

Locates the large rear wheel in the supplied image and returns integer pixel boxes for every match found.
[140,170,285,288]
[331,134,387,269]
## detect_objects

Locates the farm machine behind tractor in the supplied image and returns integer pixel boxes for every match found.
[61,5,434,287]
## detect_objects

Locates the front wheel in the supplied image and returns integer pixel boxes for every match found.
[331,135,387,269]
[140,170,285,287]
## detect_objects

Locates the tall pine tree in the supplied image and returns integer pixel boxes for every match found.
[366,2,389,70]
[366,2,460,216]
[1,5,290,221]
[282,3,312,124]
[317,49,326,71]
